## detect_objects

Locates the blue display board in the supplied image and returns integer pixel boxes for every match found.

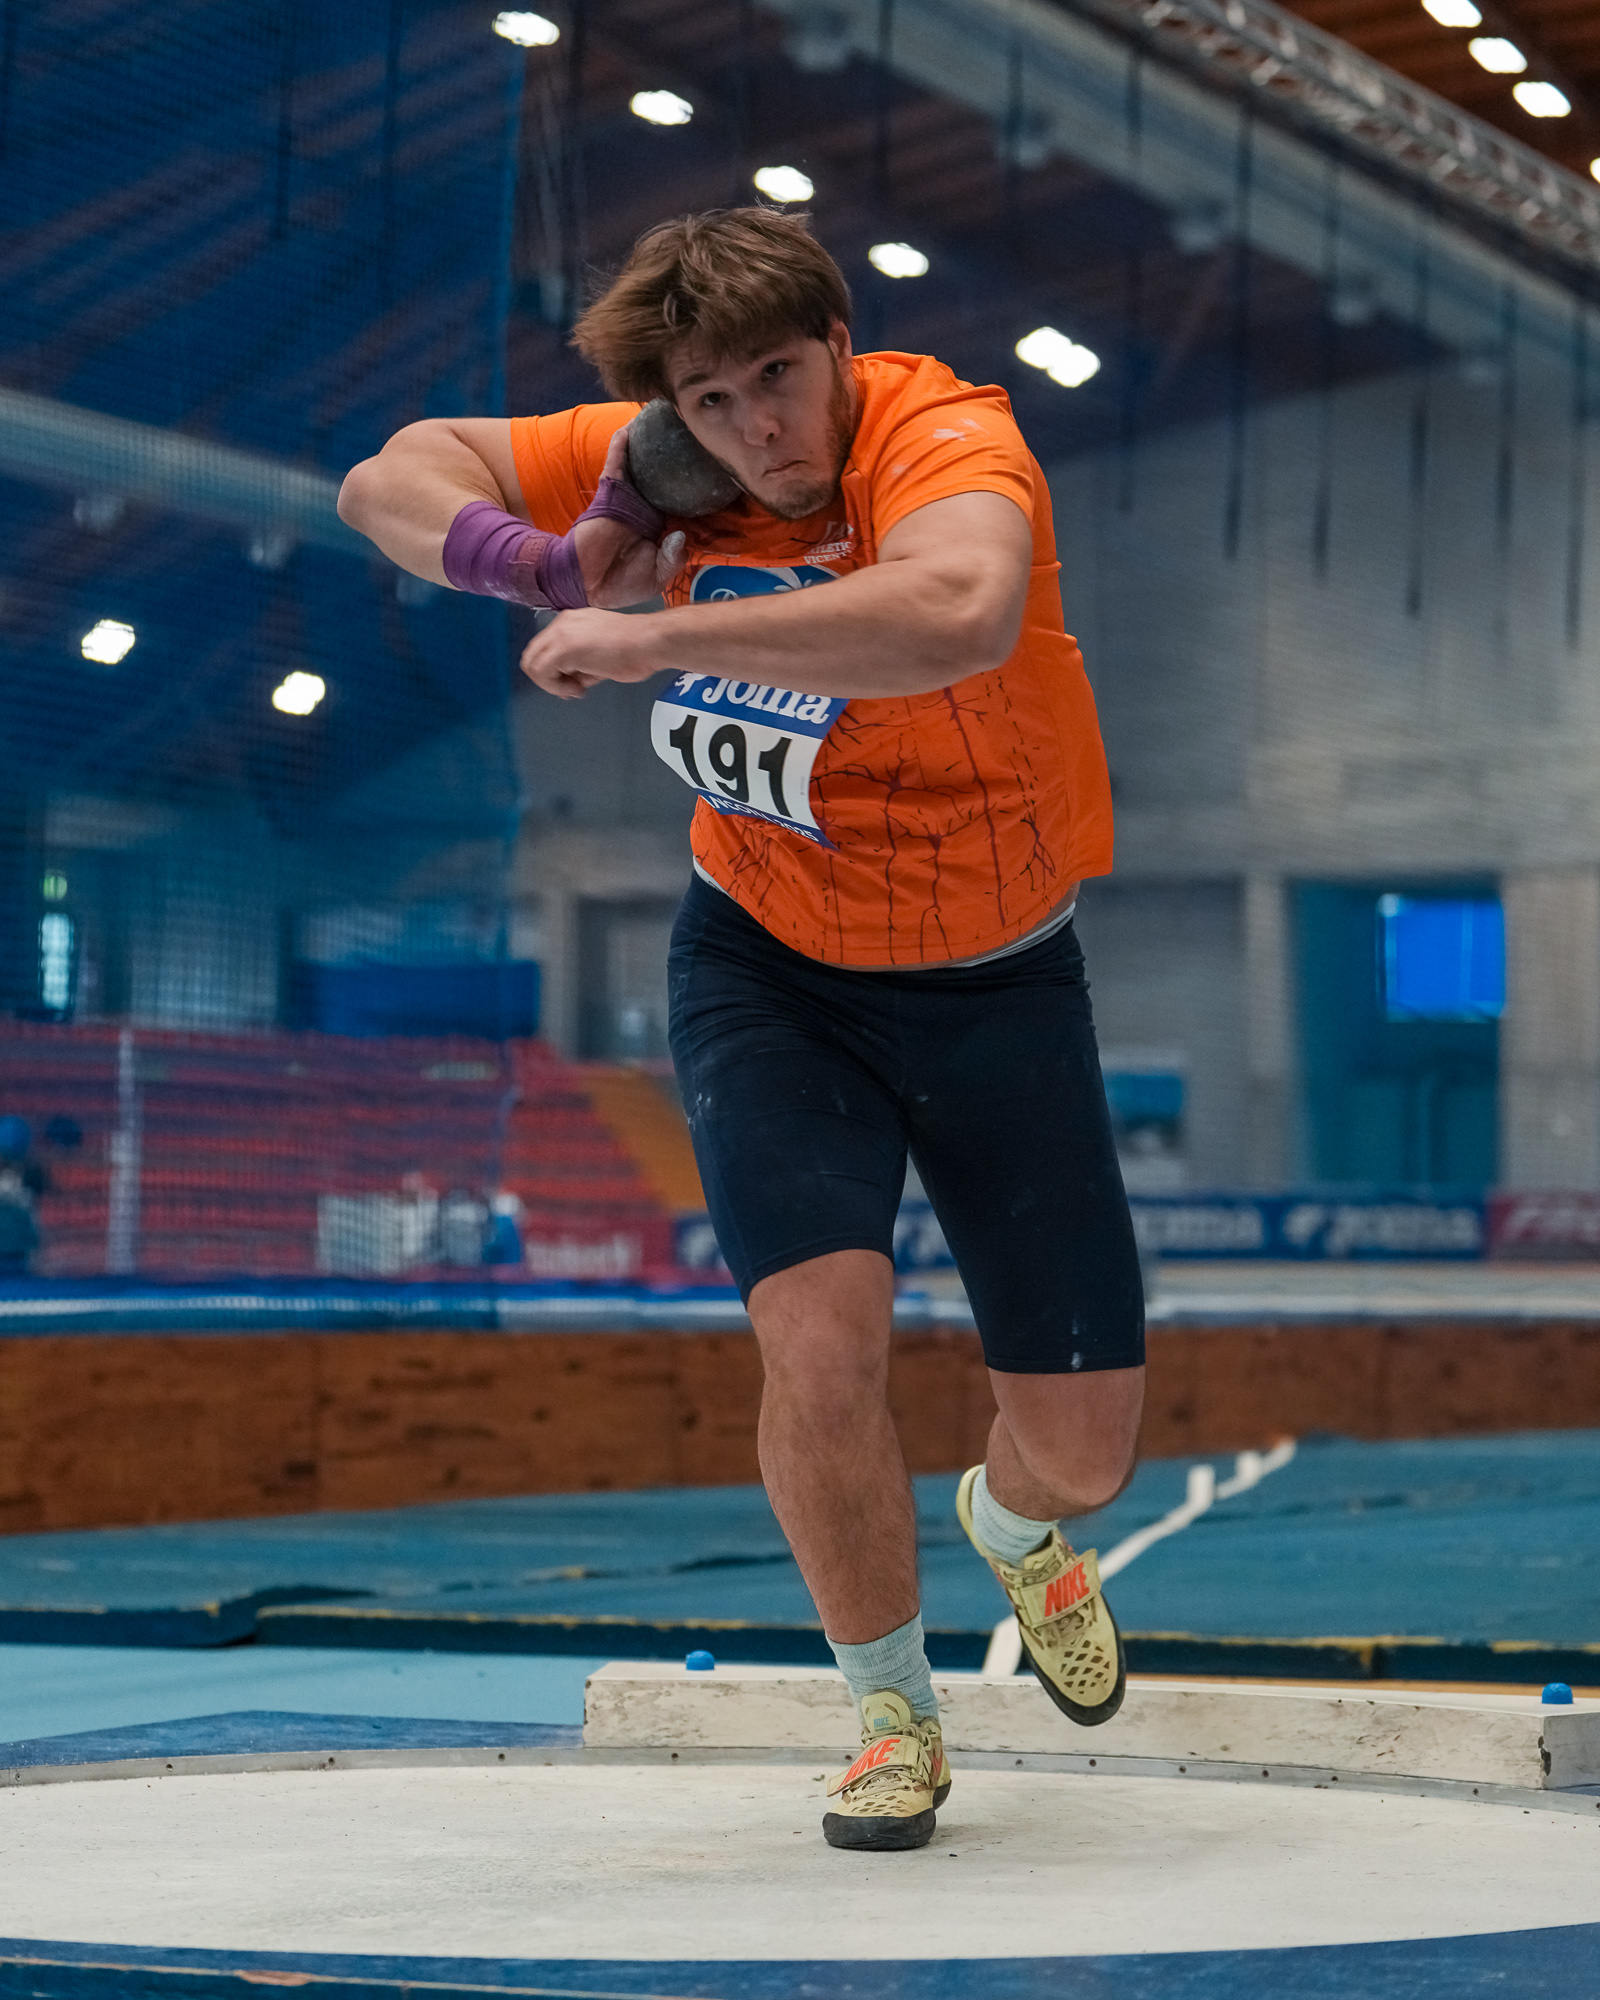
[286,962,540,1039]
[1379,896,1505,1021]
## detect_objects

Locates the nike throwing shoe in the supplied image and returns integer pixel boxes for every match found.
[822,1689,952,1852]
[956,1464,1126,1727]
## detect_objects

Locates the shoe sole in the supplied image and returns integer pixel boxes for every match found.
[823,1807,937,1851]
[1021,1602,1128,1727]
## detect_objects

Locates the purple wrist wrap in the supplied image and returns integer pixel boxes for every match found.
[441,501,586,610]
[441,478,665,613]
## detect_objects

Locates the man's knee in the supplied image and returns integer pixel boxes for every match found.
[762,1316,877,1392]
[750,1248,895,1422]
[1070,1442,1139,1512]
[1019,1432,1136,1512]
[994,1364,1144,1511]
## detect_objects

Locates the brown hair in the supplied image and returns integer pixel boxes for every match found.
[572,208,852,403]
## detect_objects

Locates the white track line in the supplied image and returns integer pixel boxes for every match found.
[980,1441,1297,1677]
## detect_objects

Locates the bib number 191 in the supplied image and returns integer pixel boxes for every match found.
[650,675,846,846]
[667,714,793,815]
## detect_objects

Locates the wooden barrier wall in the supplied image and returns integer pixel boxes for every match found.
[5,1319,1600,1533]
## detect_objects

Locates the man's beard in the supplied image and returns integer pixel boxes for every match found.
[723,364,856,522]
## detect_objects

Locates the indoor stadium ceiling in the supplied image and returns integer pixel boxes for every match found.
[505,0,1432,465]
[2,0,1579,821]
[1276,0,1599,181]
[0,1,520,821]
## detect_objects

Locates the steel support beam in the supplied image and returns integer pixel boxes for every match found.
[1080,0,1600,268]
[762,0,1595,361]
[0,388,369,561]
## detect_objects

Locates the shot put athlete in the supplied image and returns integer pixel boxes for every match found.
[339,207,1146,1853]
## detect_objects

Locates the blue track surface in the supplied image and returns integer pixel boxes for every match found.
[0,1646,604,1747]
[0,1710,580,1768]
[5,1930,1600,1999]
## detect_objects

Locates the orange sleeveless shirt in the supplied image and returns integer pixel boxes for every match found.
[509,351,1114,967]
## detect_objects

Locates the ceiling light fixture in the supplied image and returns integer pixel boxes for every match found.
[272,671,326,716]
[1421,0,1481,23]
[80,619,136,666]
[492,11,559,45]
[1592,159,1600,185]
[868,242,930,278]
[630,89,693,126]
[753,166,814,203]
[1015,327,1100,389]
[1468,36,1526,72]
[1512,80,1570,116]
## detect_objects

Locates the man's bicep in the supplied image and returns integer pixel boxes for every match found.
[441,419,528,518]
[878,491,1033,590]
[876,492,1034,668]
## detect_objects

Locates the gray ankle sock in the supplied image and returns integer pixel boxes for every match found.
[827,1611,939,1721]
[969,1464,1057,1566]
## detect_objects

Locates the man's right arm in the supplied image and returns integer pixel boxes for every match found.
[339,416,683,611]
[337,418,526,585]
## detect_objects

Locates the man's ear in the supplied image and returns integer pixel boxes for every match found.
[827,319,854,368]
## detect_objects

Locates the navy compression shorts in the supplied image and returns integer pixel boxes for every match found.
[666,874,1145,1375]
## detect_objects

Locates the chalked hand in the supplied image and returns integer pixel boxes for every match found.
[569,429,689,607]
[625,399,742,517]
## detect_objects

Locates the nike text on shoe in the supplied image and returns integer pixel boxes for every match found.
[822,1689,952,1852]
[957,1463,1127,1726]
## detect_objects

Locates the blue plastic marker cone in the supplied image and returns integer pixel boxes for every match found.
[1541,1682,1574,1705]
[685,1650,716,1672]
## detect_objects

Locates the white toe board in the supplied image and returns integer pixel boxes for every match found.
[583,1665,1600,1791]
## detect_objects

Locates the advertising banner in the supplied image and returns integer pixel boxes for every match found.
[676,1193,1490,1274]
[1487,1192,1600,1260]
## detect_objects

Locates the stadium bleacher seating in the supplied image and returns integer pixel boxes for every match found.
[0,1024,677,1278]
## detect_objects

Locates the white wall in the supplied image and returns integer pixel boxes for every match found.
[1051,348,1599,1185]
[1074,881,1247,1188]
[1054,355,1600,880]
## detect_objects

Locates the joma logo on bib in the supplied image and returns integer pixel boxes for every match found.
[666,676,834,725]
[650,564,847,846]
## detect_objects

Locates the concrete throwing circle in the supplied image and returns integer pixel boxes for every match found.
[3,1759,1599,1961]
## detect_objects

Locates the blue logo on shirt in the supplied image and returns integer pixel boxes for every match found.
[690,564,838,601]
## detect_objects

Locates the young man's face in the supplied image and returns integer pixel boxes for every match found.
[667,320,857,522]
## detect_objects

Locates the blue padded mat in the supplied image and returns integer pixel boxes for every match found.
[0,1465,1186,1645]
[1103,1431,1600,1643]
[3,1436,1598,1670]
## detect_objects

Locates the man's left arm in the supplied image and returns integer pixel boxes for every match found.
[517,491,1033,701]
